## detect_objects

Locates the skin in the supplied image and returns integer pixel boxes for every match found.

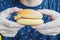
[20,0,43,7]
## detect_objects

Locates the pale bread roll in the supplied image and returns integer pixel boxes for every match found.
[14,9,44,25]
[17,19,44,25]
[18,9,43,19]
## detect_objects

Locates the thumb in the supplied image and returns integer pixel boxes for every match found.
[38,9,60,18]
[13,7,22,12]
[0,7,23,19]
[1,7,22,14]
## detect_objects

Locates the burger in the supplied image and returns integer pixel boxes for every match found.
[14,9,44,26]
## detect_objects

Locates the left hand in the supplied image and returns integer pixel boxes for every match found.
[32,9,60,35]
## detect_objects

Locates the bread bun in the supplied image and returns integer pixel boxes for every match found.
[14,9,44,25]
[18,9,43,19]
[17,19,44,25]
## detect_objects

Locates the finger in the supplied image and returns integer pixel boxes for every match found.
[0,24,22,37]
[0,24,10,34]
[38,9,60,19]
[0,24,8,30]
[0,24,20,32]
[2,33,17,37]
[33,20,58,30]
[38,26,60,35]
[1,7,22,15]
[13,7,22,12]
[0,17,24,28]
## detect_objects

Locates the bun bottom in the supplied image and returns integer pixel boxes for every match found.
[17,19,44,25]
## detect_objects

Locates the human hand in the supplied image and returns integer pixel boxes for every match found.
[32,9,60,35]
[0,7,24,37]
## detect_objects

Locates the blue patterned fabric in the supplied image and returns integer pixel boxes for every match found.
[2,25,60,40]
[0,0,60,40]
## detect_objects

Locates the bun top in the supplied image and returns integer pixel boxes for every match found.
[18,9,43,19]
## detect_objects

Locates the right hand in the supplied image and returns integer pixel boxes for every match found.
[0,7,24,37]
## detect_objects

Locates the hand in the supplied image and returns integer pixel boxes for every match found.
[0,7,24,37]
[32,9,60,35]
